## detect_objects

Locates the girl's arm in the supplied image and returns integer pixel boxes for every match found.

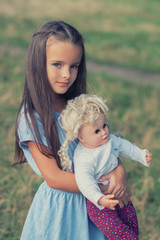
[28,141,80,193]
[98,158,132,208]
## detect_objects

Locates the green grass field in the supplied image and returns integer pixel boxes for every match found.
[0,0,160,239]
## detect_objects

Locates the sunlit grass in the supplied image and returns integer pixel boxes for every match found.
[88,72,160,240]
[0,0,160,239]
[0,0,160,71]
[1,51,159,239]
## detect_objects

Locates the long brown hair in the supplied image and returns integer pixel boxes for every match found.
[13,21,87,168]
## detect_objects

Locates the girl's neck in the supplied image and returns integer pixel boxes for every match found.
[52,95,67,113]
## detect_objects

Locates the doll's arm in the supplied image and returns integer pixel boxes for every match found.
[74,155,107,209]
[28,141,80,192]
[114,135,151,167]
[98,158,131,208]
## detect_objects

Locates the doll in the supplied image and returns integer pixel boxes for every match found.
[58,94,152,239]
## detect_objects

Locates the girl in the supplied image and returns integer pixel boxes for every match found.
[58,94,152,240]
[14,20,131,240]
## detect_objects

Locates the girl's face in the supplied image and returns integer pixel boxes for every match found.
[78,112,109,149]
[46,37,82,95]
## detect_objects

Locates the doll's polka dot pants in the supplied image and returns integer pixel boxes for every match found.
[87,200,139,240]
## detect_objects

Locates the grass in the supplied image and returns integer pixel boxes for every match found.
[0,0,160,71]
[88,73,160,239]
[0,0,160,239]
[85,30,160,72]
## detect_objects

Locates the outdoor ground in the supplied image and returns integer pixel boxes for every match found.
[0,0,160,239]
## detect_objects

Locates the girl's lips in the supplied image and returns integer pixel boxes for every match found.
[57,82,69,86]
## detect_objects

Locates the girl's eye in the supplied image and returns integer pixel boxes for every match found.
[53,63,61,68]
[95,129,100,134]
[71,64,78,69]
[103,123,107,129]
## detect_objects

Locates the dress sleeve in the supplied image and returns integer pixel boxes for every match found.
[17,110,47,177]
[18,111,47,147]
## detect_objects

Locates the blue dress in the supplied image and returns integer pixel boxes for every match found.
[18,110,107,240]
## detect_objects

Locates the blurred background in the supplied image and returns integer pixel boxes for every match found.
[0,0,160,239]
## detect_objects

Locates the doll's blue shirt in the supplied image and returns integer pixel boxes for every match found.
[17,109,107,240]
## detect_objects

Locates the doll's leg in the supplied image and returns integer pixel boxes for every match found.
[87,199,139,240]
[116,200,139,235]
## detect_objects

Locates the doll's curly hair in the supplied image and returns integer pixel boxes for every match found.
[58,94,109,171]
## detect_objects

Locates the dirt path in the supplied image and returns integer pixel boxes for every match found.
[87,61,160,88]
[2,44,160,87]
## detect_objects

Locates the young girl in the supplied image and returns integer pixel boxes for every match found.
[14,20,131,240]
[58,94,152,240]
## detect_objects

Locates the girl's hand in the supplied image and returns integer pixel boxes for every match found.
[146,152,152,166]
[98,158,127,198]
[98,158,132,208]
[99,185,131,208]
[117,187,132,208]
[98,195,119,210]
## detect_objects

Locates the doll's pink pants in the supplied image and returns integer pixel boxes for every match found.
[87,200,139,240]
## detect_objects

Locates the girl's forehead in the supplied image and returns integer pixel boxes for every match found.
[46,36,78,49]
[46,37,82,62]
[46,36,60,46]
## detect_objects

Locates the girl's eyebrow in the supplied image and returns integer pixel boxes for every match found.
[50,60,63,63]
[73,62,81,65]
[51,60,81,65]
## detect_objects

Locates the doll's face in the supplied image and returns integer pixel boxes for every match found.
[78,112,109,149]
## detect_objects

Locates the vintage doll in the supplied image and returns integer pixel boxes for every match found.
[58,94,152,240]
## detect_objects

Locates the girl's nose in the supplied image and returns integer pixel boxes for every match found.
[63,67,71,79]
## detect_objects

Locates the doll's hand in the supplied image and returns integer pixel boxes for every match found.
[146,152,152,166]
[98,195,119,210]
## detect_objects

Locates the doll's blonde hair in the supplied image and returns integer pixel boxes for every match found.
[58,94,109,171]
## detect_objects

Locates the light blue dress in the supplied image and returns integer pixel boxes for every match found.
[18,109,107,240]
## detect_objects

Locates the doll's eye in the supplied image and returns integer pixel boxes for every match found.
[95,129,100,134]
[103,124,107,129]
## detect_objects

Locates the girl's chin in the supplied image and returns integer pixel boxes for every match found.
[54,89,68,95]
